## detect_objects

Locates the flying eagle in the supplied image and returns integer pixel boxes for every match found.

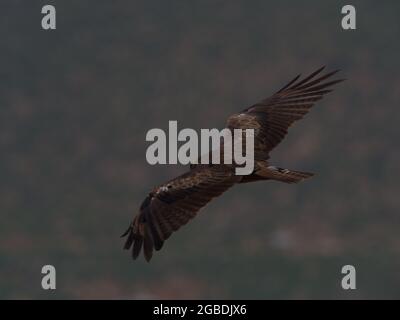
[122,67,344,261]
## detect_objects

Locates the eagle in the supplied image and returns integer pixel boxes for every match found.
[122,67,344,261]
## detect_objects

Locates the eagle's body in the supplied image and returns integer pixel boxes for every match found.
[122,67,344,261]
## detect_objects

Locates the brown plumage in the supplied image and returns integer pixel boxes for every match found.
[122,67,344,261]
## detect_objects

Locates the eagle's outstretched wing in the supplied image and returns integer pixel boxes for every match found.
[122,165,239,261]
[226,67,344,160]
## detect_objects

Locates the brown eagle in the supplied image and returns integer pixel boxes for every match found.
[122,67,344,261]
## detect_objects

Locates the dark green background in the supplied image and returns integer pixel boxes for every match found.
[1,1,399,299]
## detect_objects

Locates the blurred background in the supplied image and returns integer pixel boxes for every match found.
[0,0,399,299]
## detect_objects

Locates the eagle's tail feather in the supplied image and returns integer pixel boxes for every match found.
[260,166,314,183]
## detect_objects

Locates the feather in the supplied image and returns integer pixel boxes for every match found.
[143,225,154,262]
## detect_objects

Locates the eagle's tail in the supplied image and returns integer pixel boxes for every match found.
[239,166,314,184]
[263,166,314,183]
